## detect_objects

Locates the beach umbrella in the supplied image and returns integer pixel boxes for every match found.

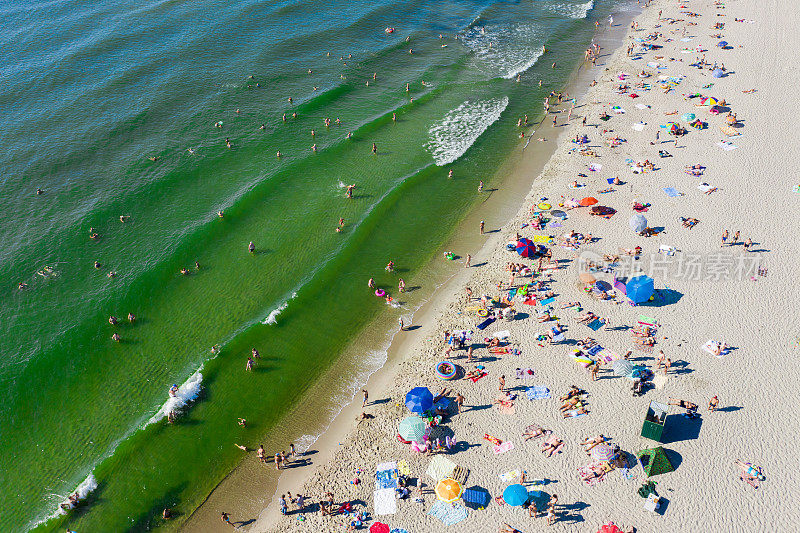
[626,275,654,304]
[551,209,567,219]
[591,443,617,462]
[370,523,390,533]
[629,214,647,233]
[502,484,529,506]
[435,478,464,503]
[515,238,536,258]
[398,416,426,442]
[579,196,598,207]
[717,40,728,47]
[681,112,695,122]
[613,359,634,377]
[703,97,719,106]
[595,280,612,292]
[711,68,724,78]
[405,386,433,413]
[579,272,596,284]
[591,206,616,216]
[598,524,625,533]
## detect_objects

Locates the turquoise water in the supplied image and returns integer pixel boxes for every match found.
[0,0,621,529]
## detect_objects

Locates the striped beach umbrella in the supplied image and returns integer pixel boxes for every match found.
[591,443,617,462]
[398,416,426,442]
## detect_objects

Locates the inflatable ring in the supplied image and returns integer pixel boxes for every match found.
[375,289,385,297]
[436,361,457,380]
[477,309,489,317]
[538,202,551,210]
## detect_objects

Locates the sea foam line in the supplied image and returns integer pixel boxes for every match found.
[548,0,594,20]
[262,292,298,325]
[29,473,98,530]
[426,97,509,166]
[145,369,203,427]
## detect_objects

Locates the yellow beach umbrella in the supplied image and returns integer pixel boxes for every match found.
[435,477,464,503]
[704,97,718,106]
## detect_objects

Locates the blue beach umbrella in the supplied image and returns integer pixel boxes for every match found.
[626,275,654,304]
[405,387,433,413]
[717,40,728,48]
[629,214,647,233]
[712,68,724,78]
[515,238,536,258]
[503,484,529,506]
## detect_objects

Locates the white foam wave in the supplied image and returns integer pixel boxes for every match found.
[460,24,544,79]
[547,0,594,20]
[426,97,508,166]
[30,473,98,529]
[262,292,297,325]
[145,370,203,426]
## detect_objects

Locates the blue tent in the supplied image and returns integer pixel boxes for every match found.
[405,387,433,413]
[626,275,654,304]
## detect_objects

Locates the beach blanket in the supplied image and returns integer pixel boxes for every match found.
[539,297,555,306]
[516,368,535,379]
[564,410,588,418]
[716,141,738,151]
[476,317,495,330]
[499,470,522,482]
[374,488,397,515]
[426,455,456,481]
[427,500,469,525]
[663,187,682,197]
[376,462,399,489]
[468,371,487,383]
[493,330,510,339]
[702,339,730,358]
[586,318,605,331]
[397,459,411,477]
[597,349,620,365]
[526,385,551,400]
[493,441,514,454]
[532,235,553,243]
[632,122,646,132]
[578,463,608,485]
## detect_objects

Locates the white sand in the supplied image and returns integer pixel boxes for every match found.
[254,1,800,531]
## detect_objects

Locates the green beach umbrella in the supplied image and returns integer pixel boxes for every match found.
[398,416,426,442]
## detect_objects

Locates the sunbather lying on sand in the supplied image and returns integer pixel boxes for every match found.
[576,311,598,323]
[524,426,549,440]
[465,369,485,380]
[581,434,608,452]
[499,524,523,533]
[680,217,700,228]
[560,385,582,401]
[581,461,613,480]
[634,336,655,347]
[560,397,585,411]
[668,398,698,410]
[561,301,580,309]
[542,438,563,457]
[576,337,597,348]
[563,407,589,418]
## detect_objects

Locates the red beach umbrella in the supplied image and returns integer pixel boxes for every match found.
[579,197,599,207]
[370,522,390,533]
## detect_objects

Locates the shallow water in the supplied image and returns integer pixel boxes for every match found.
[0,0,621,529]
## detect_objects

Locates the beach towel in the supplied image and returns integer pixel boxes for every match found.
[702,340,730,358]
[376,463,399,489]
[526,385,551,400]
[716,141,737,151]
[637,315,657,327]
[397,459,411,477]
[493,441,514,454]
[577,464,607,485]
[493,330,510,339]
[451,465,470,485]
[588,163,602,171]
[586,318,605,331]
[476,317,495,330]
[563,410,588,418]
[652,373,667,390]
[499,470,522,482]
[539,297,555,307]
[468,371,487,383]
[427,500,469,525]
[426,455,456,481]
[532,235,553,243]
[635,103,650,110]
[597,349,620,364]
[663,187,682,197]
[586,344,603,356]
[516,368,534,379]
[374,488,397,515]
[632,122,646,131]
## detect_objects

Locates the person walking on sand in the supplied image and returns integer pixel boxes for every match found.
[465,254,471,267]
[455,393,465,413]
[398,318,405,331]
[362,389,369,407]
[478,180,484,193]
[289,443,296,458]
[274,452,282,470]
[257,445,266,463]
[744,237,753,251]
[721,229,729,246]
[709,395,719,412]
[732,230,740,245]
[221,512,234,527]
[499,375,506,393]
[280,494,288,515]
[480,220,485,235]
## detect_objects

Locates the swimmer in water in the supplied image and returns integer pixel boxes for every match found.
[218,211,224,218]
[249,242,255,253]
[225,138,232,149]
[94,261,101,269]
[288,97,293,104]
[259,124,265,130]
[128,313,136,322]
[311,129,315,137]
[372,143,377,154]
[448,169,453,178]
[36,187,43,195]
[282,113,286,122]
[345,184,356,198]
[148,156,158,162]
[112,333,121,342]
[311,144,317,152]
[109,315,118,326]
[368,278,375,288]
[478,180,484,193]
[276,151,281,157]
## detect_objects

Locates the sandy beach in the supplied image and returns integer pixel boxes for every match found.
[212,1,800,531]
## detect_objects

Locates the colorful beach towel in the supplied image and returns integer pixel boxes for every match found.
[376,464,399,489]
[397,460,411,477]
[663,187,682,197]
[702,340,730,358]
[427,500,469,525]
[539,297,555,306]
[493,441,514,454]
[499,470,522,482]
[586,318,605,331]
[526,386,551,400]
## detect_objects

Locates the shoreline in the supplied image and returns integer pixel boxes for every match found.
[182,7,638,531]
[251,0,800,532]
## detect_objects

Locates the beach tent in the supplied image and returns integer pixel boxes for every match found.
[435,478,464,503]
[551,209,567,219]
[462,486,491,509]
[641,401,669,442]
[629,214,647,233]
[626,275,654,304]
[637,447,674,477]
[515,238,536,258]
[398,416,426,442]
[579,196,599,206]
[405,387,433,413]
[502,484,529,506]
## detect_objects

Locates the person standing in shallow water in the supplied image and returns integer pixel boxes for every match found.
[249,241,255,253]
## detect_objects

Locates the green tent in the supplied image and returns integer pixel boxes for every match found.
[637,447,674,477]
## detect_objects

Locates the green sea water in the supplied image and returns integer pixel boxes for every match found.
[0,0,627,529]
